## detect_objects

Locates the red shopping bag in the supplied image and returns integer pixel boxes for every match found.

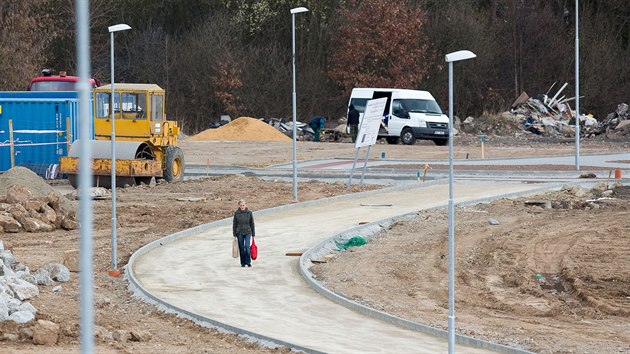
[251,238,258,260]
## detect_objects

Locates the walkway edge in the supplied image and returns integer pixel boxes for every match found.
[126,180,570,352]
[126,180,450,352]
[298,184,571,354]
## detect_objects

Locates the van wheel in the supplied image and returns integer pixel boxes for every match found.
[386,137,399,144]
[433,138,448,146]
[400,128,416,145]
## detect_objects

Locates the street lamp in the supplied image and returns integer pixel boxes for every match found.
[574,0,580,170]
[108,23,131,274]
[444,49,476,354]
[290,6,308,202]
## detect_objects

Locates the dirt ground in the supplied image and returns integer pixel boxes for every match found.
[1,134,629,353]
[312,186,630,354]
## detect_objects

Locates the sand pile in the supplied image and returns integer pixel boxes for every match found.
[187,117,291,142]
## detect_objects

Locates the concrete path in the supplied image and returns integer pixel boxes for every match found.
[270,152,630,170]
[130,182,547,353]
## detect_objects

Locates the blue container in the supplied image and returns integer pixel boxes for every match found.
[0,91,93,178]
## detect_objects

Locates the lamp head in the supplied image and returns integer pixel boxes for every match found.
[290,7,309,14]
[108,24,131,33]
[445,50,476,63]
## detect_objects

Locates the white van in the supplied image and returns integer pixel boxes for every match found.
[348,88,449,145]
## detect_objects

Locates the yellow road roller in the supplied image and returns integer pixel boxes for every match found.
[60,83,184,188]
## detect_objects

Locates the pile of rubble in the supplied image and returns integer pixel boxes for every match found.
[597,103,630,137]
[1,240,72,344]
[263,117,348,142]
[1,241,71,321]
[506,82,629,138]
[0,167,78,233]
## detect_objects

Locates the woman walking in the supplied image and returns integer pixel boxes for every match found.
[233,199,255,267]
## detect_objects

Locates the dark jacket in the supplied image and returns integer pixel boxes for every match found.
[233,208,255,236]
[347,105,360,126]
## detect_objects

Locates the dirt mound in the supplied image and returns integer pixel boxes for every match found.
[187,117,291,142]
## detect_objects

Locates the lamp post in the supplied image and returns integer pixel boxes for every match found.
[445,49,476,354]
[107,23,131,274]
[574,0,580,170]
[290,6,308,202]
[76,1,94,352]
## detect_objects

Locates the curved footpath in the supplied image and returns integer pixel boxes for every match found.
[128,181,554,353]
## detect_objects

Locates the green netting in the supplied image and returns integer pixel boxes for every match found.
[335,236,367,250]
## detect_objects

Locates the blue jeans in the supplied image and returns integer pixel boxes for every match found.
[236,233,251,266]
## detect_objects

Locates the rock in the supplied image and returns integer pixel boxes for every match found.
[62,323,79,338]
[0,250,17,269]
[488,218,500,225]
[90,187,111,200]
[1,258,15,277]
[19,327,34,340]
[63,249,79,272]
[52,285,62,293]
[40,204,58,224]
[12,263,30,277]
[130,329,152,342]
[21,199,45,212]
[7,278,39,300]
[53,209,68,228]
[94,325,113,341]
[112,329,130,342]
[19,216,54,233]
[574,188,587,198]
[6,203,27,218]
[590,182,609,193]
[33,268,54,286]
[2,332,20,341]
[0,213,22,233]
[16,302,37,315]
[8,310,35,324]
[46,192,61,211]
[44,263,70,282]
[0,293,21,314]
[61,218,79,230]
[0,300,9,321]
[6,185,32,204]
[32,319,60,345]
[21,274,37,286]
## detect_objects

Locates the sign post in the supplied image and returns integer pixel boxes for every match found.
[346,97,387,190]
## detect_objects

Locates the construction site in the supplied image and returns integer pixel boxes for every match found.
[1,110,629,352]
[2,1,629,352]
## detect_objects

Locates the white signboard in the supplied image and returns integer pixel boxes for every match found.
[355,97,387,148]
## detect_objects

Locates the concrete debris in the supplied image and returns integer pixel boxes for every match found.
[506,86,629,138]
[0,167,78,233]
[261,117,346,142]
[42,263,70,282]
[1,242,71,326]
